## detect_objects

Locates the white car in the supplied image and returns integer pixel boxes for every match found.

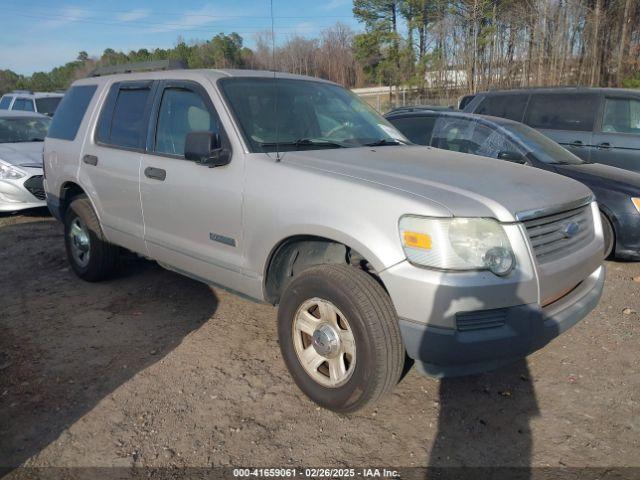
[0,111,51,212]
[0,91,64,117]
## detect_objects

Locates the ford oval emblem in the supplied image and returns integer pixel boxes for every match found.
[562,221,580,238]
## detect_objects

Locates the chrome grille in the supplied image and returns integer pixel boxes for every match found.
[523,205,594,263]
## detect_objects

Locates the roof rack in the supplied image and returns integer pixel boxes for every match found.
[11,89,34,94]
[90,59,187,77]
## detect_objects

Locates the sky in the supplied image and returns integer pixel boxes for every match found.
[0,0,361,75]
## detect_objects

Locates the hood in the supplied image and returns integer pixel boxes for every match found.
[0,142,44,168]
[553,162,640,195]
[281,145,592,222]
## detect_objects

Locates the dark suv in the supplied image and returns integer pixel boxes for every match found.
[464,88,640,173]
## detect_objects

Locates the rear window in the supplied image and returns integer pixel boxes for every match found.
[0,96,13,109]
[47,85,97,141]
[35,97,62,116]
[387,115,435,145]
[13,98,35,112]
[525,93,597,132]
[475,94,528,121]
[96,82,152,149]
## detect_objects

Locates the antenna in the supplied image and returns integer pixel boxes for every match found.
[270,0,281,162]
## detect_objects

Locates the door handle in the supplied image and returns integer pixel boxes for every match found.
[82,154,98,166]
[144,166,166,181]
[569,140,584,148]
[597,142,612,150]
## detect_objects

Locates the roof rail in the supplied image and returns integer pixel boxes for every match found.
[11,89,34,94]
[90,59,187,77]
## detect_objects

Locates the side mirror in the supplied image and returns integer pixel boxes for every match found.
[497,151,526,164]
[184,131,230,167]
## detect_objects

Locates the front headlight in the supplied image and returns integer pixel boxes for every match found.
[632,197,640,213]
[0,160,26,180]
[399,216,515,276]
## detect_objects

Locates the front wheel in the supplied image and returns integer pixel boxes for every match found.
[277,264,404,413]
[64,196,119,281]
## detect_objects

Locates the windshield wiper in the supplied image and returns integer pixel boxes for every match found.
[259,138,347,149]
[363,138,403,147]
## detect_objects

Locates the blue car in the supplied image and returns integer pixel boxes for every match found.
[386,108,640,260]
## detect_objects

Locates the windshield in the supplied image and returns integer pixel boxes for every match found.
[218,77,406,153]
[35,97,63,116]
[0,116,51,143]
[504,123,585,165]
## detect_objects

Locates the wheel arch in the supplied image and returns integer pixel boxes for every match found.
[263,234,387,305]
[58,181,88,217]
[598,206,617,256]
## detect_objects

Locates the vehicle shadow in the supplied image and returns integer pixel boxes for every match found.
[428,360,538,478]
[420,268,555,478]
[0,219,218,469]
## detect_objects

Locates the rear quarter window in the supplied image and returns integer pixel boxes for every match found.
[387,115,435,145]
[475,94,528,122]
[0,96,13,109]
[525,93,597,132]
[47,85,97,141]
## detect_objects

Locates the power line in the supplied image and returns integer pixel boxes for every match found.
[4,10,346,35]
[0,0,354,20]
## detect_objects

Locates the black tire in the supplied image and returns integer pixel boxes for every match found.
[277,264,404,413]
[64,196,119,281]
[600,212,615,259]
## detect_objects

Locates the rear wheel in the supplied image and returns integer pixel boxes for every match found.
[600,212,615,259]
[64,196,119,281]
[277,264,404,413]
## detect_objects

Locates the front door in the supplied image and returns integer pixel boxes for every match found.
[140,80,246,292]
[591,95,640,173]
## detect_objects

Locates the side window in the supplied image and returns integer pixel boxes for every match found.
[0,96,13,110]
[525,93,597,132]
[100,84,151,148]
[387,116,435,145]
[602,97,640,134]
[431,118,523,159]
[154,87,218,156]
[475,94,528,122]
[48,85,97,141]
[13,98,35,112]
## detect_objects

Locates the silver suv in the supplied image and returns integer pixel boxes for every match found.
[44,68,605,412]
[0,90,64,116]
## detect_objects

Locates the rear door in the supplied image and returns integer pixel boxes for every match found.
[591,95,640,173]
[79,80,156,254]
[140,80,245,290]
[524,92,599,162]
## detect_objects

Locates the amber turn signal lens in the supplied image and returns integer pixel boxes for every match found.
[402,231,432,250]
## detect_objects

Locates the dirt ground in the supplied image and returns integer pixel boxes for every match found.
[0,210,638,473]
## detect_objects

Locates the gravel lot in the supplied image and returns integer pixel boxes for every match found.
[0,210,638,472]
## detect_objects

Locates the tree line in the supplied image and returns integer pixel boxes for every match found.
[352,0,640,95]
[1,0,638,99]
